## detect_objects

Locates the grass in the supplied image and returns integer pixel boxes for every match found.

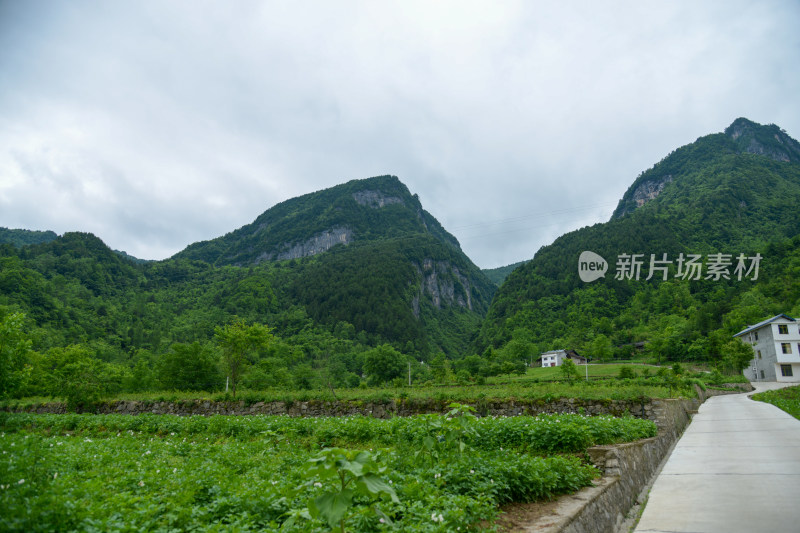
[751,385,800,419]
[488,364,662,384]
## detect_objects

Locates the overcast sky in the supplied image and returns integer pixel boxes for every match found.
[1,1,799,269]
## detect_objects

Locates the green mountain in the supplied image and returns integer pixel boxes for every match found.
[174,175,495,353]
[1,176,496,397]
[175,175,460,265]
[477,118,800,367]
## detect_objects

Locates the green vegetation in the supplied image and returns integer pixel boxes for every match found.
[751,386,800,419]
[5,120,800,413]
[0,409,655,531]
[478,119,800,373]
[214,321,275,397]
[0,176,499,403]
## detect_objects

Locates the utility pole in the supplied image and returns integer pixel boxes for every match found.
[408,362,412,386]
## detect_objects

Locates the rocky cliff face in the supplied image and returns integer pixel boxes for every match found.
[632,175,672,208]
[256,226,353,262]
[613,175,673,218]
[353,189,404,208]
[725,117,800,163]
[411,258,473,317]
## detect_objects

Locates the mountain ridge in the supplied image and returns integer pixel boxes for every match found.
[612,117,800,220]
[477,118,800,368]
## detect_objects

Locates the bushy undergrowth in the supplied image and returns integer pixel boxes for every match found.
[0,410,655,531]
[751,385,800,420]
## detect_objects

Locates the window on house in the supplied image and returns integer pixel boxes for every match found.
[760,370,765,379]
[781,365,793,377]
[782,343,792,354]
[779,324,789,335]
[758,350,762,359]
[754,331,759,341]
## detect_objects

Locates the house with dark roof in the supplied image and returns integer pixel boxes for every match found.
[733,314,800,382]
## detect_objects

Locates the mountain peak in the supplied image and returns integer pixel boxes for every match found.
[724,117,800,163]
[174,175,461,265]
[612,118,799,219]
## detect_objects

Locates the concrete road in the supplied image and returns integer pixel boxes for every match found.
[634,382,800,533]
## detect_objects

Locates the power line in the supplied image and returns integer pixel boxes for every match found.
[459,221,569,241]
[449,202,617,232]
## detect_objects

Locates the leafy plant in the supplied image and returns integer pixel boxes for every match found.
[415,403,479,467]
[296,448,398,532]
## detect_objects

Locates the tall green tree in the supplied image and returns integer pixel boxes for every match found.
[587,334,613,362]
[722,340,755,375]
[214,321,274,397]
[363,344,404,385]
[160,342,223,391]
[0,312,32,398]
[42,345,110,411]
[559,359,580,383]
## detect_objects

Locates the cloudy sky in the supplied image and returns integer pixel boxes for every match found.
[1,0,799,269]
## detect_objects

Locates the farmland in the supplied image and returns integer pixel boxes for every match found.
[0,407,656,532]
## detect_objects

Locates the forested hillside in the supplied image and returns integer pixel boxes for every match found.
[1,176,497,399]
[477,118,800,370]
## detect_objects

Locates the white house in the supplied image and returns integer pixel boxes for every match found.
[539,349,587,367]
[734,314,800,382]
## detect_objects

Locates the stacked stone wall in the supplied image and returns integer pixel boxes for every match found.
[519,398,701,533]
[6,397,667,422]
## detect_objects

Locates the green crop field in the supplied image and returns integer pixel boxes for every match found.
[0,408,656,532]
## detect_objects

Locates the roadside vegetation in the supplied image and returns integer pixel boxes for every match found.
[751,385,800,420]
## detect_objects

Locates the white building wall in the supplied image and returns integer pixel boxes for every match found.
[775,363,800,383]
[540,350,566,367]
[742,318,800,382]
[774,321,800,382]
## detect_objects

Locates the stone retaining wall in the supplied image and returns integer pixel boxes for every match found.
[6,396,666,422]
[515,397,701,533]
[703,382,753,397]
